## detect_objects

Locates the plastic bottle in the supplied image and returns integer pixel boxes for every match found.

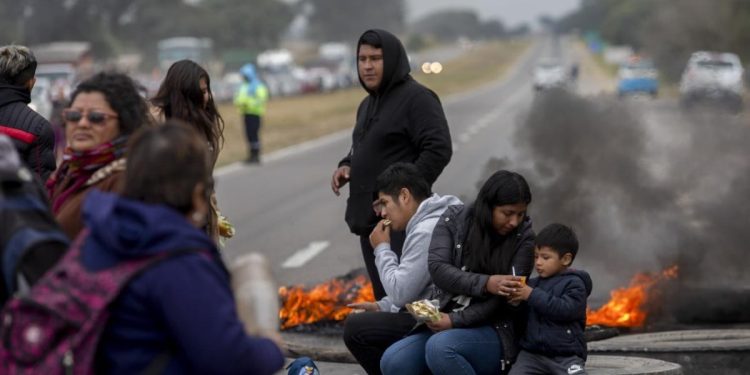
[230,253,280,334]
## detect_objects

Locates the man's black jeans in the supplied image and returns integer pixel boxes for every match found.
[343,311,418,375]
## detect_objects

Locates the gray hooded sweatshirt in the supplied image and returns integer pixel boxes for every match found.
[374,193,462,312]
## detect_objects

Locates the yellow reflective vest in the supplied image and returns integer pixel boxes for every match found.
[234,83,269,116]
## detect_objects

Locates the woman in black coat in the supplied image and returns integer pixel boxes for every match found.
[380,170,535,375]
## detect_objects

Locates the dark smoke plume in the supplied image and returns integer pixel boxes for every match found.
[478,90,750,312]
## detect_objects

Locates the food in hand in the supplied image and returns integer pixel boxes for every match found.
[405,299,441,323]
[382,219,392,227]
[218,215,235,238]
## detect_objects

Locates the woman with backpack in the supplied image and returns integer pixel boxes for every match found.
[379,171,535,375]
[1,122,285,374]
[46,72,152,239]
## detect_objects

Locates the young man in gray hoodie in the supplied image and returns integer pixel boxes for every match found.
[343,162,461,375]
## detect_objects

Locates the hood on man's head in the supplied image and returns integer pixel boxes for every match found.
[357,29,411,95]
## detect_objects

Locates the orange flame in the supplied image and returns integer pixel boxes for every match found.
[586,265,678,327]
[278,275,374,329]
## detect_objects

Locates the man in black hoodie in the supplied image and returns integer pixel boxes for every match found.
[331,29,452,300]
[0,45,56,182]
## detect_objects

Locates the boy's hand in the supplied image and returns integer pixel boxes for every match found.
[510,284,533,302]
[486,275,525,297]
[369,220,391,248]
[426,312,452,332]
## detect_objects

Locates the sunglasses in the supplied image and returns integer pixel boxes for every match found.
[62,109,118,125]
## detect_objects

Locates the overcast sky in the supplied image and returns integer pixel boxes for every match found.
[407,0,581,27]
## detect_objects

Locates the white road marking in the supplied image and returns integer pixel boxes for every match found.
[281,241,330,268]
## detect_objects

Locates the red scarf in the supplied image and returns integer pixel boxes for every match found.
[46,137,127,214]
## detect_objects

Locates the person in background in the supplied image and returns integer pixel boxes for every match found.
[233,63,268,164]
[380,170,535,375]
[50,78,72,163]
[151,59,231,241]
[344,163,461,375]
[330,29,452,300]
[0,45,56,181]
[508,223,592,375]
[86,122,283,374]
[0,134,67,305]
[46,71,151,239]
[151,60,224,166]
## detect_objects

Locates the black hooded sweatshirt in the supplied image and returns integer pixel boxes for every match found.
[0,83,56,182]
[339,29,452,236]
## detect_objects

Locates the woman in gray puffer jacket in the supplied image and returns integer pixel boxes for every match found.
[380,170,535,375]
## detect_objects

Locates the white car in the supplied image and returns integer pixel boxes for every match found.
[533,60,569,91]
[680,51,744,111]
[29,78,53,121]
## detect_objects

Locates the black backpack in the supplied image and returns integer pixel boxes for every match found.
[0,134,68,305]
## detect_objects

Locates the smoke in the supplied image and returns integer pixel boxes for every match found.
[479,90,750,305]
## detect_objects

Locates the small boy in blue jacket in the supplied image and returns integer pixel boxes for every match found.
[509,223,592,375]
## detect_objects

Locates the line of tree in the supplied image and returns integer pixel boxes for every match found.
[557,0,750,81]
[410,9,506,42]
[0,0,294,59]
[0,0,408,65]
[305,0,405,43]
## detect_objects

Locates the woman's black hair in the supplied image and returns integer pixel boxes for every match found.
[69,71,151,136]
[151,59,224,164]
[462,170,532,274]
[123,120,212,215]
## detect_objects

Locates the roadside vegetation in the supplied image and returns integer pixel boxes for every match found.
[558,0,750,83]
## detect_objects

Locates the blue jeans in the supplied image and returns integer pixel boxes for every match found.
[380,326,502,375]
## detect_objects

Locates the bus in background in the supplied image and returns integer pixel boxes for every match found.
[157,37,214,72]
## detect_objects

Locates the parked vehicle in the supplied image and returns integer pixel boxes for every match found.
[617,59,659,97]
[257,49,303,97]
[680,51,744,111]
[29,77,53,121]
[533,59,569,91]
[212,72,244,103]
[157,37,213,72]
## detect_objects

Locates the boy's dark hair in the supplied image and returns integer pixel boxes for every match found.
[359,31,382,49]
[375,162,431,203]
[535,223,579,261]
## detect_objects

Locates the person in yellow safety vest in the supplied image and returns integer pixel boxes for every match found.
[234,63,269,164]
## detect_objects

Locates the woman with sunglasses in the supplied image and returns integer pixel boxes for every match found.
[151,60,229,241]
[46,72,151,239]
